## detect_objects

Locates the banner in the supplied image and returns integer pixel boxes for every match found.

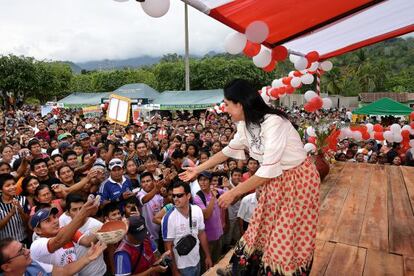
[82,105,102,118]
[41,105,53,117]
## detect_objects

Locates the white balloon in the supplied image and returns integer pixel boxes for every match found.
[306,126,316,137]
[288,71,296,77]
[245,21,269,43]
[308,62,319,72]
[304,143,316,153]
[294,57,308,71]
[301,74,314,85]
[402,125,411,131]
[141,0,170,18]
[113,0,128,2]
[393,133,403,143]
[224,32,247,54]
[390,123,401,134]
[271,79,283,88]
[253,47,272,68]
[289,54,299,63]
[366,123,374,132]
[322,98,332,109]
[340,127,352,138]
[410,139,414,148]
[319,60,333,71]
[411,148,414,155]
[383,130,394,142]
[290,77,302,88]
[304,90,318,102]
[353,131,362,141]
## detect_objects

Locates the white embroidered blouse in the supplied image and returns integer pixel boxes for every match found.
[222,114,307,178]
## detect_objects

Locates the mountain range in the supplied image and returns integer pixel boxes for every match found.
[65,51,219,73]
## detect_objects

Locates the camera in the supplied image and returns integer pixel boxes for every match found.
[159,255,172,267]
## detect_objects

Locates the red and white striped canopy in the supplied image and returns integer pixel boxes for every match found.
[183,0,414,59]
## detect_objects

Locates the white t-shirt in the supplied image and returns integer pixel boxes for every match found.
[30,237,79,267]
[237,193,258,223]
[59,213,106,276]
[138,191,163,241]
[161,205,205,269]
[189,180,201,198]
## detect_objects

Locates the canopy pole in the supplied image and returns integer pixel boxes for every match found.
[184,3,190,92]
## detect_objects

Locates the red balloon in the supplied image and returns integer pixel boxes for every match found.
[293,71,303,77]
[304,103,315,112]
[374,132,384,141]
[309,96,323,110]
[362,131,370,140]
[373,124,383,132]
[270,88,279,98]
[411,122,414,129]
[306,51,320,63]
[243,41,261,57]
[272,46,288,61]
[282,77,292,85]
[285,85,295,94]
[308,136,316,144]
[401,129,410,140]
[410,111,414,121]
[263,60,276,72]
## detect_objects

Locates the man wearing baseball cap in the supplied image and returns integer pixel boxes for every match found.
[98,158,134,206]
[114,215,170,276]
[29,200,100,268]
[79,132,96,155]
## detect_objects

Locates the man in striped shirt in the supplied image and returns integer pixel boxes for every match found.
[0,174,29,246]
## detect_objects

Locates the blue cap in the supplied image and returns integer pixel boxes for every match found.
[30,207,59,229]
[79,132,90,141]
[197,171,212,180]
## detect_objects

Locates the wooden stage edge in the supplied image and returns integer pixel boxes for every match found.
[204,163,414,276]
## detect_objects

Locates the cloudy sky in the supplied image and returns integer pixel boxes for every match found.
[0,0,232,62]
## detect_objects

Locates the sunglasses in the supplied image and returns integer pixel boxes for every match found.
[172,193,186,199]
[109,160,123,167]
[5,244,27,263]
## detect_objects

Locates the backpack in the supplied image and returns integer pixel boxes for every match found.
[196,190,220,207]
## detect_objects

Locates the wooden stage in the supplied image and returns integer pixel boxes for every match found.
[205,162,414,276]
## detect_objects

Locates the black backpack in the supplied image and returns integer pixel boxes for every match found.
[196,190,220,207]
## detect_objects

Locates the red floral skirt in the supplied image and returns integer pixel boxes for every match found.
[236,158,320,275]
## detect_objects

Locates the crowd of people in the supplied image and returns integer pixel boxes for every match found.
[0,104,263,276]
[0,99,411,275]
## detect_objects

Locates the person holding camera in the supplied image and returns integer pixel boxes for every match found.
[114,215,170,276]
[161,182,212,276]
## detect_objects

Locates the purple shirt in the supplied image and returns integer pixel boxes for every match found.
[193,189,223,241]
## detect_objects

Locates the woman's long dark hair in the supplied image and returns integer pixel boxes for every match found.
[224,79,288,126]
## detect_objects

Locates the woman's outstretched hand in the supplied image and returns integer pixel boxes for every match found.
[218,189,237,209]
[179,167,198,182]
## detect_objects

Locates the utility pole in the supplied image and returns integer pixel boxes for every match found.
[184,3,190,92]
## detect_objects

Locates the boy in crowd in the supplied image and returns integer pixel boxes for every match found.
[137,172,164,246]
[193,171,223,265]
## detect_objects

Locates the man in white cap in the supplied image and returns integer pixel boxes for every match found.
[98,158,135,206]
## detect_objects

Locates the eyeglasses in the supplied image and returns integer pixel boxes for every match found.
[5,244,27,263]
[172,193,186,199]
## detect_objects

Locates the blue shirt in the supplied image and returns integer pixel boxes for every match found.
[25,261,52,276]
[98,176,132,204]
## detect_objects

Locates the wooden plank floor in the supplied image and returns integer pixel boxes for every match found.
[312,163,414,276]
[205,163,414,276]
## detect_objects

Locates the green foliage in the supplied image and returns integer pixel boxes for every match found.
[0,37,413,105]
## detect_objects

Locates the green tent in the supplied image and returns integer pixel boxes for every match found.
[353,97,413,115]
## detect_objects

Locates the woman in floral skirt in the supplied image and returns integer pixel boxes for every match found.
[180,79,320,275]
